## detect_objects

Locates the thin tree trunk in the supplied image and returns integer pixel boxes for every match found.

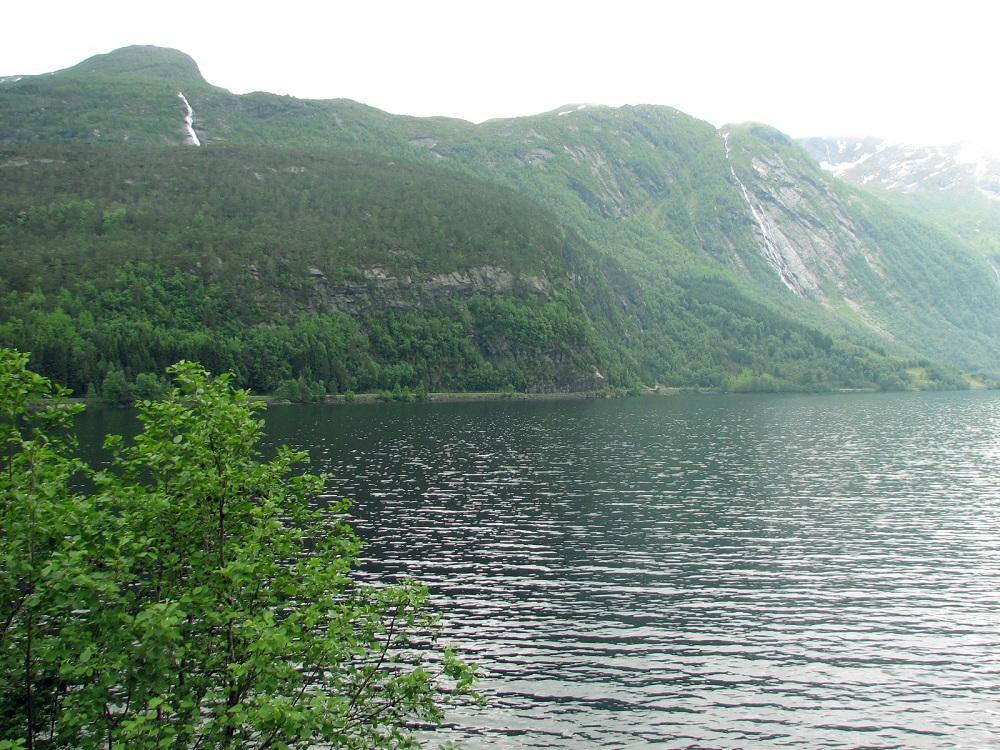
[218,494,239,747]
[25,609,34,750]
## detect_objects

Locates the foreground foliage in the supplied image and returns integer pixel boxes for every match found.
[0,349,475,749]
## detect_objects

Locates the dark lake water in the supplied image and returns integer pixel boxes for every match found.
[77,392,1000,748]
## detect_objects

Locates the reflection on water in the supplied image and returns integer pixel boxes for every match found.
[80,392,1000,748]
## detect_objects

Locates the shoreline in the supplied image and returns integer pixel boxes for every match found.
[61,382,994,410]
[267,384,889,406]
[276,388,662,406]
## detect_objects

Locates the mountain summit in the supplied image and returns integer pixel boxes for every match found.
[57,45,207,85]
[1,46,998,394]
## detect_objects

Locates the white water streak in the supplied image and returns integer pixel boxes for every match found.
[721,133,798,294]
[177,92,201,146]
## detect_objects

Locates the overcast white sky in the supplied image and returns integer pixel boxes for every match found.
[3,0,997,149]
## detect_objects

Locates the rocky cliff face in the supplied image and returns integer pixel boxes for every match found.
[714,127,1000,368]
[301,264,550,314]
[719,128,886,298]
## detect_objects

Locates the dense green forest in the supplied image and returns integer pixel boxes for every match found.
[0,145,620,395]
[0,45,993,396]
[0,144,964,398]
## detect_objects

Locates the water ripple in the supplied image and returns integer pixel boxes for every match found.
[263,392,1000,748]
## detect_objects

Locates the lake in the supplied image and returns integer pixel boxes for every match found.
[78,391,1000,748]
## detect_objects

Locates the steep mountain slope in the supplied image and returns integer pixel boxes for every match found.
[0,47,216,146]
[0,144,641,394]
[799,135,1000,268]
[4,142,931,395]
[362,108,1000,376]
[718,127,1000,373]
[0,46,993,393]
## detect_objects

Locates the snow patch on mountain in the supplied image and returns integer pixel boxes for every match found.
[801,136,1000,198]
[177,91,200,146]
[820,151,872,176]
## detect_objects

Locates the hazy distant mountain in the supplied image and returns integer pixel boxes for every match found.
[799,136,1000,200]
[1,46,998,394]
[799,136,1000,267]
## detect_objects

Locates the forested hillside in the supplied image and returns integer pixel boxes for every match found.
[0,145,629,395]
[0,46,991,396]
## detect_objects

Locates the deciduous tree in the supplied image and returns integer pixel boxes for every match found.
[0,352,477,749]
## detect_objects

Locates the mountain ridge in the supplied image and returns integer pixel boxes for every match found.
[58,45,207,84]
[799,135,1000,199]
[0,45,996,395]
[797,134,1000,275]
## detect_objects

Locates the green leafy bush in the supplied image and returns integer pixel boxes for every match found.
[0,350,477,748]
